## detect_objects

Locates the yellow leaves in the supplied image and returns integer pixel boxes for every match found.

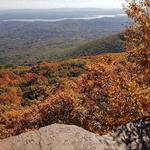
[125,0,150,65]
[145,21,150,27]
[144,0,150,7]
[0,87,21,105]
[139,108,144,114]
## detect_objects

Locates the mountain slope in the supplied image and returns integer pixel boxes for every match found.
[0,33,124,66]
[70,34,124,57]
[0,16,128,65]
[0,52,149,139]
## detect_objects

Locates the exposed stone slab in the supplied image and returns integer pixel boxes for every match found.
[0,117,149,150]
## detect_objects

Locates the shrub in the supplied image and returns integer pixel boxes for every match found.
[30,66,41,74]
[22,85,48,106]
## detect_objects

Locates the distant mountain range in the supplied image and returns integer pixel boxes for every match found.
[1,14,126,22]
[0,9,129,65]
[0,8,124,20]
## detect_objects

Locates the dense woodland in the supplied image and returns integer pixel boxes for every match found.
[0,0,149,140]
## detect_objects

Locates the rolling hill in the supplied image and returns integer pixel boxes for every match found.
[0,14,129,65]
[0,32,125,66]
[70,34,124,57]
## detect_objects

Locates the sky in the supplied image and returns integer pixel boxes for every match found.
[0,0,124,9]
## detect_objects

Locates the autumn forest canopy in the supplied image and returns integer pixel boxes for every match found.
[0,0,149,141]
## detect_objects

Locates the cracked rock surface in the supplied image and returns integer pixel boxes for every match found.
[0,117,150,150]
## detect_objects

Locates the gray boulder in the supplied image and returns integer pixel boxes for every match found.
[0,117,149,150]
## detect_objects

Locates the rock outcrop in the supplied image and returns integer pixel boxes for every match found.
[0,117,150,150]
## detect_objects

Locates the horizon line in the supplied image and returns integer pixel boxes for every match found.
[0,7,123,11]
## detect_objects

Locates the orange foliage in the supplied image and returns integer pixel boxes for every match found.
[0,54,149,139]
[0,88,21,105]
[124,0,150,65]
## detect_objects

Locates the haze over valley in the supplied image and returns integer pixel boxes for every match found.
[0,9,129,65]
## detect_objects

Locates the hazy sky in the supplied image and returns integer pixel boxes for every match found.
[0,0,124,9]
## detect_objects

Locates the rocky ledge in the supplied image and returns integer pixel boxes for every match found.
[0,117,150,150]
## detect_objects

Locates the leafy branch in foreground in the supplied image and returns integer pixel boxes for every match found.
[124,0,150,66]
